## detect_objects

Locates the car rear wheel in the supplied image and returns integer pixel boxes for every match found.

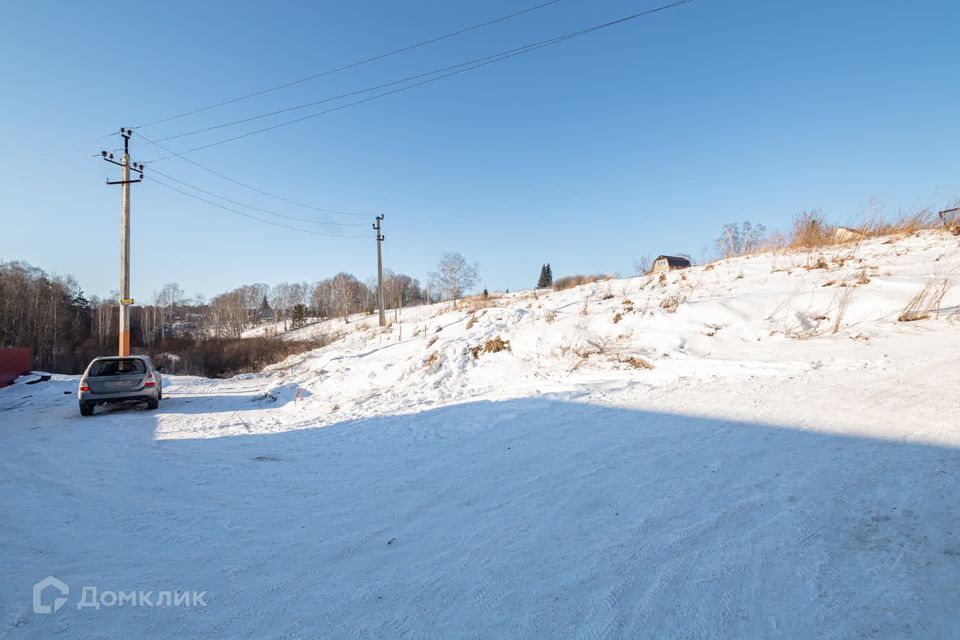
[146,397,159,410]
[79,403,95,417]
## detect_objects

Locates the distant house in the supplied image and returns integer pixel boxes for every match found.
[652,255,691,274]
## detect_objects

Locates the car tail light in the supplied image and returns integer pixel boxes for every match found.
[80,385,89,392]
[143,373,156,388]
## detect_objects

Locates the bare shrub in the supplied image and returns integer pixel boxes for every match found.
[151,336,332,378]
[660,294,683,313]
[898,279,952,322]
[544,310,557,323]
[937,204,959,233]
[633,255,653,275]
[789,211,834,249]
[572,337,609,360]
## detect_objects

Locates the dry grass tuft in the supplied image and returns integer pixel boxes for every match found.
[459,294,500,313]
[859,210,937,239]
[426,335,438,348]
[660,295,683,313]
[465,312,477,330]
[483,336,511,354]
[472,336,511,359]
[424,351,439,367]
[621,356,654,370]
[805,255,829,270]
[553,274,608,291]
[898,279,952,322]
[612,312,623,324]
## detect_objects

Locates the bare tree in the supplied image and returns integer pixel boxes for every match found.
[633,255,652,275]
[430,253,479,306]
[270,282,292,331]
[310,279,334,318]
[329,272,366,322]
[716,221,767,258]
[154,282,184,341]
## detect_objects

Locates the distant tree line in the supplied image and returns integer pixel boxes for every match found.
[0,260,468,373]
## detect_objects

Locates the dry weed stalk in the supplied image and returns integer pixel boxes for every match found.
[898,279,952,322]
[832,288,853,334]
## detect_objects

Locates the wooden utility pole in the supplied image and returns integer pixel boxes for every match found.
[373,214,386,327]
[102,128,144,356]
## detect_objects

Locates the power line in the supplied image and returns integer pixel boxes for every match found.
[142,0,695,160]
[147,166,368,226]
[135,130,372,217]
[146,176,369,238]
[133,0,564,130]
[147,30,586,145]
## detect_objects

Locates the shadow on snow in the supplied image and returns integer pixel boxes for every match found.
[6,398,959,639]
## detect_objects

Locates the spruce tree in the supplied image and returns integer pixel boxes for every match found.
[545,263,553,287]
[291,303,306,328]
[537,264,549,289]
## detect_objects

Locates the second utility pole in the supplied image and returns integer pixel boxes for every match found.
[373,214,386,327]
[102,128,144,356]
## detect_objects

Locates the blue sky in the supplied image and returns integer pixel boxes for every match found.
[1,0,957,300]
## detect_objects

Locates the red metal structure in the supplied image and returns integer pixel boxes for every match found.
[0,348,32,388]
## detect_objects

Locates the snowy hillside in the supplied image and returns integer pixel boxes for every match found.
[3,230,959,638]
[165,230,960,438]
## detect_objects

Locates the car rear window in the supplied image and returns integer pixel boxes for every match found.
[89,359,146,376]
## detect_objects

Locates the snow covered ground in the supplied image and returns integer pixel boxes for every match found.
[3,231,959,638]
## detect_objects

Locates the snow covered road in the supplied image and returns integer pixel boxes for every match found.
[3,368,959,638]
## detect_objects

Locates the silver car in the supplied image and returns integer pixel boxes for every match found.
[78,355,163,416]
